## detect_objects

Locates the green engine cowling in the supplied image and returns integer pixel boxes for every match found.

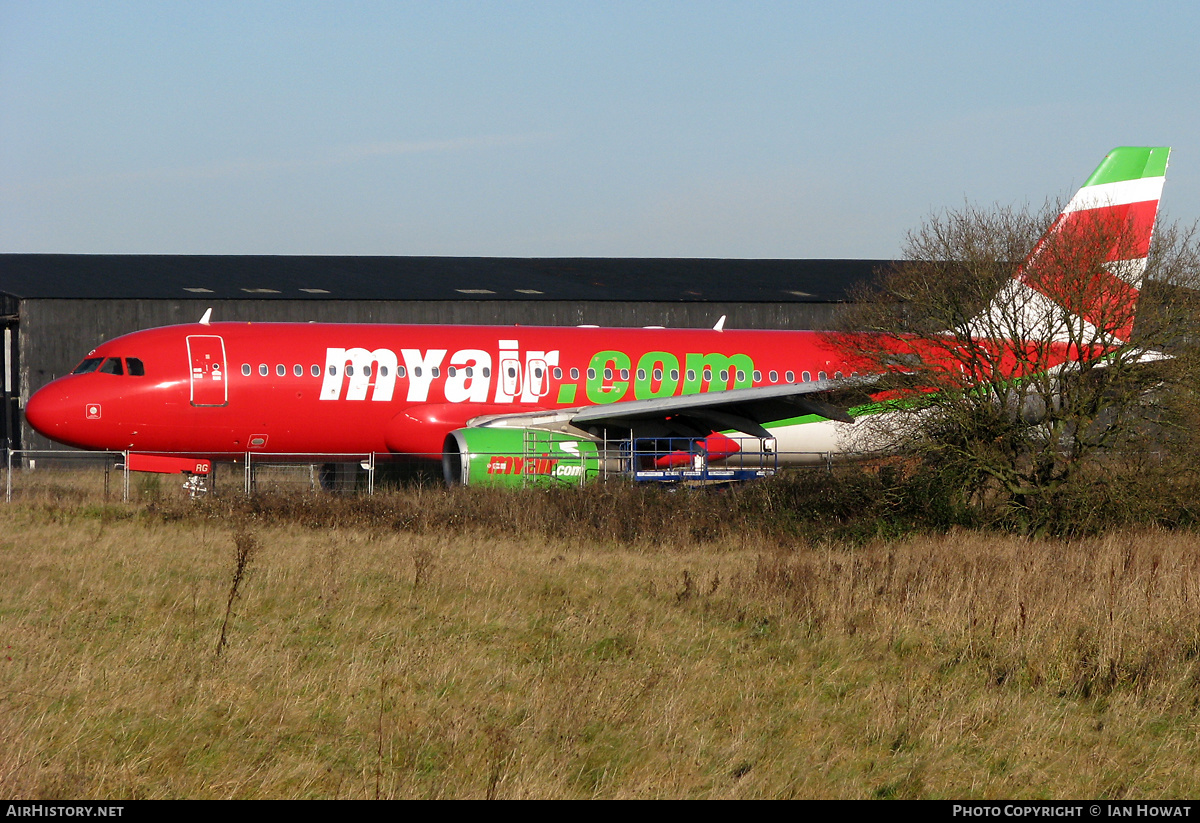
[442,428,602,487]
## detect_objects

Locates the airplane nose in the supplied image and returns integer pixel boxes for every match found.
[25,385,63,439]
[24,383,83,445]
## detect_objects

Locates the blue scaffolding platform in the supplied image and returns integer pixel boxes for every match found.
[623,436,778,485]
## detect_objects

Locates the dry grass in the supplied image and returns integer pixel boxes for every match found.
[2,470,1200,798]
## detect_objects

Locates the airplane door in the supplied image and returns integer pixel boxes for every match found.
[499,358,522,399]
[187,335,228,407]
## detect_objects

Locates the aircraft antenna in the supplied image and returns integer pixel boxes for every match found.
[712,315,726,332]
[199,308,212,326]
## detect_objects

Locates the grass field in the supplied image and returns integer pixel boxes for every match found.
[3,470,1200,798]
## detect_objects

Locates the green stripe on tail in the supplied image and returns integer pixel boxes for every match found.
[1083,146,1170,187]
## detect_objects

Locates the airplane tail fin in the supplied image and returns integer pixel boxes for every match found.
[975,146,1170,346]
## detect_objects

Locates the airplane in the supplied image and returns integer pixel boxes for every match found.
[23,146,1171,487]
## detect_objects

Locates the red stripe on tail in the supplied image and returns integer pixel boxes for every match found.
[1018,198,1159,341]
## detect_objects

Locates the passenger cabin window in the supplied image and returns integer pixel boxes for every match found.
[259,364,268,376]
[242,364,251,376]
[294,365,303,377]
[72,358,103,374]
[311,365,320,377]
[276,364,286,377]
[98,358,123,375]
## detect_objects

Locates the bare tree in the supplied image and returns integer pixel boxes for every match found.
[833,196,1200,532]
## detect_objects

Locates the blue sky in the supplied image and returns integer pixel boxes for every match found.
[2,1,1197,258]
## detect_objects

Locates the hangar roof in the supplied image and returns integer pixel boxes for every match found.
[0,255,887,303]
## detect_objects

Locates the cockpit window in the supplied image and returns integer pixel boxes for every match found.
[126,358,145,376]
[98,358,124,375]
[72,357,103,374]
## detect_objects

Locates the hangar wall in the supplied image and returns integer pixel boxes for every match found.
[2,293,16,453]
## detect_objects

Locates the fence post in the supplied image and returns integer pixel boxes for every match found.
[5,447,10,503]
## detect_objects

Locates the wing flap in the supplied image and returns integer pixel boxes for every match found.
[466,374,880,436]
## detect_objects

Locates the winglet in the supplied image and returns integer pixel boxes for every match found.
[713,315,726,332]
[199,308,212,326]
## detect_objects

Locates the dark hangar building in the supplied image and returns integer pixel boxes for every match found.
[0,254,889,452]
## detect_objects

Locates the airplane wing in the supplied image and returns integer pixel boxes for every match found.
[468,374,883,439]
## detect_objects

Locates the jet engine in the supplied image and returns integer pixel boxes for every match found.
[442,428,602,488]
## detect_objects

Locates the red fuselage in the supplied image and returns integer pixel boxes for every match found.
[25,321,856,459]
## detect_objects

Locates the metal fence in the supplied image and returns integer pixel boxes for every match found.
[5,448,130,502]
[3,449,385,502]
[3,446,837,502]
